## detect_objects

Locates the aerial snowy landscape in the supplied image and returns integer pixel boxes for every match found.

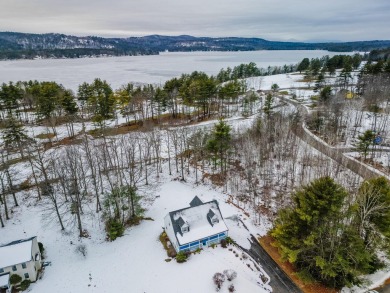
[1,0,390,292]
[0,55,389,292]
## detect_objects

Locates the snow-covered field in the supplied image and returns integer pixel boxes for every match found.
[0,50,351,91]
[1,173,271,293]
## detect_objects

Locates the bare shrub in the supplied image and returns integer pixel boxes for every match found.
[213,272,226,291]
[75,244,87,257]
[223,269,237,281]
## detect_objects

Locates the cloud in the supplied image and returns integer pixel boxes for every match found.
[0,0,389,41]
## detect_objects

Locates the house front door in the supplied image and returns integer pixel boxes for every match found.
[202,239,207,246]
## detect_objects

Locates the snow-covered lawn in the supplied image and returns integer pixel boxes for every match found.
[1,178,270,293]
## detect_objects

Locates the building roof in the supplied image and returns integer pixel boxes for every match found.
[176,217,187,228]
[0,273,10,288]
[189,196,203,207]
[168,197,228,246]
[207,208,216,219]
[0,237,36,269]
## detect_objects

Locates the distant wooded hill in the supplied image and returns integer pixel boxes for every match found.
[369,47,390,61]
[1,32,390,60]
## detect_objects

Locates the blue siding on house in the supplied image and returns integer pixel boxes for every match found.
[179,244,190,250]
[179,231,228,252]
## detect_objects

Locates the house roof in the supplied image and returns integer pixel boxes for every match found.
[0,273,10,288]
[207,208,216,219]
[0,237,36,269]
[189,196,203,207]
[176,217,187,228]
[168,197,228,246]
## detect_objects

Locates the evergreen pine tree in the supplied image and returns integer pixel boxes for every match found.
[272,177,373,288]
[2,115,31,158]
[206,118,231,173]
[355,130,375,160]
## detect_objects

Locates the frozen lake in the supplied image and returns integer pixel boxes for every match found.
[0,50,350,91]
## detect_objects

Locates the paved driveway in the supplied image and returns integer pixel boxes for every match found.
[379,284,390,293]
[240,235,302,293]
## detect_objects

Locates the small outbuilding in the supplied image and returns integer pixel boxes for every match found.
[164,196,229,252]
[0,273,11,293]
[0,236,42,286]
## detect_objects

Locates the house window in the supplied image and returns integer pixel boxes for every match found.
[0,268,4,273]
[12,265,17,271]
[22,263,27,269]
[24,273,29,279]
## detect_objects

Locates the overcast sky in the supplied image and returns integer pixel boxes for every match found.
[1,0,389,41]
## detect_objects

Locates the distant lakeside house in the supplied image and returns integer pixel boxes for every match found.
[164,196,229,253]
[0,236,42,292]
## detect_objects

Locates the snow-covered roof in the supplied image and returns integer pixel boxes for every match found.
[168,198,228,245]
[0,273,10,288]
[0,237,35,269]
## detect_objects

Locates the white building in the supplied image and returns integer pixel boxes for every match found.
[164,196,229,253]
[0,273,11,293]
[0,236,42,290]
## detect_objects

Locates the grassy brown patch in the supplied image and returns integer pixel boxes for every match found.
[43,136,83,150]
[159,231,177,258]
[88,122,142,137]
[56,136,83,147]
[226,195,250,217]
[0,156,30,170]
[35,133,56,139]
[202,172,226,187]
[259,235,338,293]
[297,76,317,83]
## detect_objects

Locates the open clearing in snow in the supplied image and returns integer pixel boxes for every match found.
[1,178,271,293]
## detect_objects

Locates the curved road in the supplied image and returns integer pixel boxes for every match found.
[239,97,389,293]
[278,96,387,180]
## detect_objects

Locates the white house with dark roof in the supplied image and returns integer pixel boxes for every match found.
[0,236,42,290]
[164,196,229,253]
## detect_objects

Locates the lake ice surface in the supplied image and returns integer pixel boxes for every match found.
[0,50,351,91]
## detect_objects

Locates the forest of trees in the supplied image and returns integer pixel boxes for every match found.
[301,54,390,152]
